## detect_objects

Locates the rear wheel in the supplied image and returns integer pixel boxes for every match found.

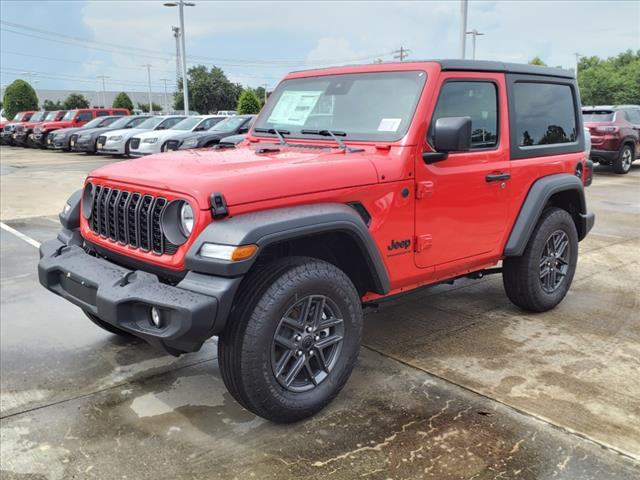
[218,257,362,423]
[503,207,578,312]
[84,311,135,338]
[613,145,633,174]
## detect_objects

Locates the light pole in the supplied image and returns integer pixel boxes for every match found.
[160,78,171,113]
[573,52,583,77]
[460,0,468,59]
[260,83,269,104]
[465,29,485,60]
[142,64,153,113]
[164,1,195,115]
[96,75,110,107]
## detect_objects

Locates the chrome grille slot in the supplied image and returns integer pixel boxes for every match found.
[97,135,106,145]
[88,187,175,255]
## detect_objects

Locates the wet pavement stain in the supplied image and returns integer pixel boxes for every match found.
[2,350,638,480]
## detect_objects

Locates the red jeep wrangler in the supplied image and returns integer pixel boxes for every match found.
[39,60,594,423]
[37,108,130,148]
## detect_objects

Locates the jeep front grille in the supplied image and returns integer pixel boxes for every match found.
[130,138,140,149]
[89,185,179,255]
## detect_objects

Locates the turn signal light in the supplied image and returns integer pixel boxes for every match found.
[199,243,258,261]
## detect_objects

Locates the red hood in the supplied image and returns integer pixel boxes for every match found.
[88,145,380,209]
[21,121,45,129]
[40,121,73,131]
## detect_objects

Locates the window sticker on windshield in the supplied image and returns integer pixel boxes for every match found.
[268,91,323,126]
[377,118,402,132]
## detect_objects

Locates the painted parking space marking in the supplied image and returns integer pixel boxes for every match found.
[0,221,41,248]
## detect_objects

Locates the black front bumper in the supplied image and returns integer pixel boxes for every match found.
[38,237,241,355]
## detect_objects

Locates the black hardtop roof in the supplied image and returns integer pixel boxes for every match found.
[436,59,574,79]
[582,105,640,111]
[292,59,575,79]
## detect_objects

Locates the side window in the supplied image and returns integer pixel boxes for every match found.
[111,110,126,116]
[96,110,109,117]
[627,109,640,124]
[158,118,181,129]
[513,82,577,146]
[431,81,498,149]
[199,118,217,130]
[76,112,93,122]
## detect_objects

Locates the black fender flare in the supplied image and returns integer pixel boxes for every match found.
[185,203,390,294]
[504,174,592,256]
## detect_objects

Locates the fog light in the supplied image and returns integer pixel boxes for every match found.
[150,306,162,328]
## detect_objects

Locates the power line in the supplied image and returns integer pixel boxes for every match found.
[0,20,394,68]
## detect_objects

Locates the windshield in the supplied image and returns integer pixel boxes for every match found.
[582,111,613,122]
[171,117,203,131]
[62,111,77,121]
[30,112,46,122]
[254,71,427,141]
[106,117,135,129]
[211,116,247,133]
[45,111,58,121]
[136,117,165,129]
[12,112,25,121]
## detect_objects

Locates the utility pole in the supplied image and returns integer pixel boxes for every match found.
[160,78,171,113]
[573,52,583,77]
[260,83,269,104]
[465,29,484,60]
[96,75,109,107]
[393,46,411,62]
[460,0,468,59]
[21,71,36,86]
[142,64,153,113]
[164,1,195,115]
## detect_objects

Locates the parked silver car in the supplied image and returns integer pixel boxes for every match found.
[96,116,186,155]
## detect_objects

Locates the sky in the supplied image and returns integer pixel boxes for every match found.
[1,0,638,96]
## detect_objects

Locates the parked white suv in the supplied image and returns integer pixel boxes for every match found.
[128,116,224,156]
[96,115,186,155]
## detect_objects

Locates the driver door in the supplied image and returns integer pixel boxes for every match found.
[414,73,511,272]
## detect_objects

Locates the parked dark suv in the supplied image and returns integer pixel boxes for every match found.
[582,105,640,174]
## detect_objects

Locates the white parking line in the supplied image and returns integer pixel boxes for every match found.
[0,222,41,248]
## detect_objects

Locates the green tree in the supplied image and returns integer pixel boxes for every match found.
[528,56,547,66]
[2,79,38,119]
[174,65,242,113]
[112,92,134,112]
[578,50,640,105]
[43,99,63,111]
[137,101,163,113]
[237,89,261,114]
[63,93,90,109]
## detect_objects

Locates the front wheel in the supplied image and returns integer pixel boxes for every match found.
[218,257,362,423]
[502,207,578,312]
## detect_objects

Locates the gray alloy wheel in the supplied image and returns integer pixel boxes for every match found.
[614,145,633,174]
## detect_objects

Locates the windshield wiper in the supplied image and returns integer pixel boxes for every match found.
[300,129,364,153]
[254,127,290,146]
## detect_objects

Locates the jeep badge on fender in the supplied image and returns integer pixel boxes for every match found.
[38,60,594,423]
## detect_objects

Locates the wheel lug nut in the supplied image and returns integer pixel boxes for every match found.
[296,350,303,357]
[309,350,314,356]
[314,335,320,341]
[305,326,313,333]
[295,335,301,342]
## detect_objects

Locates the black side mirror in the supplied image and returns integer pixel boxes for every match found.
[423,116,472,164]
[238,127,249,134]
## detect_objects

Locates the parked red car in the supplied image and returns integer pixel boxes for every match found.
[1,111,37,145]
[15,110,68,147]
[583,105,640,174]
[34,108,130,148]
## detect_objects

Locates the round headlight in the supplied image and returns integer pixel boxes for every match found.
[179,202,194,237]
[81,183,94,219]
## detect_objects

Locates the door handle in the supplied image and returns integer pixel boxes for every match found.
[486,172,510,182]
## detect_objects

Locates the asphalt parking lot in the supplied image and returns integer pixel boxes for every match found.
[1,146,639,479]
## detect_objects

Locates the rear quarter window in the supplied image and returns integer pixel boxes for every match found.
[507,76,583,160]
[514,83,577,146]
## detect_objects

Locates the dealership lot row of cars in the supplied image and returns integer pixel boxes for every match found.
[0,108,255,155]
[1,105,639,171]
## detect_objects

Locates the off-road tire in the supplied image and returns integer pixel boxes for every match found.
[218,257,362,423]
[84,311,136,338]
[503,207,578,312]
[613,144,634,174]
